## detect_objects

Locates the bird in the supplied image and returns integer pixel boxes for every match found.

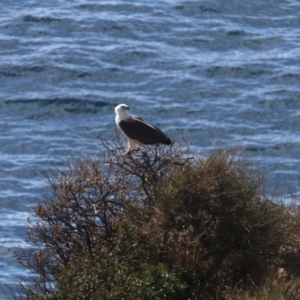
[115,104,172,153]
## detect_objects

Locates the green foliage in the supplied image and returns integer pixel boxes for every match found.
[154,148,292,289]
[40,256,186,300]
[12,139,300,300]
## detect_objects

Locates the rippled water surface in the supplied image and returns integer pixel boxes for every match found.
[1,0,300,297]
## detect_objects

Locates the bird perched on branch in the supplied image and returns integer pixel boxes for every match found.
[115,104,172,154]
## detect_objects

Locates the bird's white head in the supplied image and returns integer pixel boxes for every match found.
[115,104,130,121]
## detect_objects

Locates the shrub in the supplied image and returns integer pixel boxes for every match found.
[34,255,186,300]
[153,148,294,296]
[12,138,300,299]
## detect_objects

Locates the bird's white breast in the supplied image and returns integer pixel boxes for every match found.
[115,110,131,125]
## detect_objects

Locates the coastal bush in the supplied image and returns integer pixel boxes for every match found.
[12,138,300,299]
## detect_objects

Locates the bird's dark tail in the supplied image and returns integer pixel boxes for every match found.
[163,137,172,145]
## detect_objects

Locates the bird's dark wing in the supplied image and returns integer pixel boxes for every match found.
[118,115,172,145]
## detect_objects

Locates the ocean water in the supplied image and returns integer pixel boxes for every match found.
[1,0,300,297]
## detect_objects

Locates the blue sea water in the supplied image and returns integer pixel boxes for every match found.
[1,0,300,297]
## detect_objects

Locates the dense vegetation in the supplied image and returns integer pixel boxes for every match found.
[12,138,300,299]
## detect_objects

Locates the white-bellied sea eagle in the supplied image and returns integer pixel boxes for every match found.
[115,104,172,153]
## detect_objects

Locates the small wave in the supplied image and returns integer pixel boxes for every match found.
[123,49,159,60]
[4,98,111,111]
[277,72,300,83]
[76,3,123,11]
[205,65,271,79]
[18,14,63,23]
[75,3,152,14]
[0,64,93,79]
[226,29,247,36]
[0,65,46,78]
[240,36,282,49]
[258,97,300,109]
[174,4,220,14]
